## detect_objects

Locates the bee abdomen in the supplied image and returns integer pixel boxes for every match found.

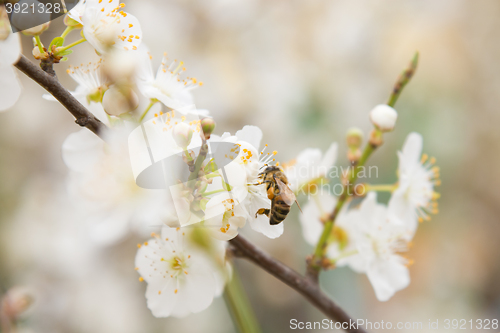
[270,199,290,225]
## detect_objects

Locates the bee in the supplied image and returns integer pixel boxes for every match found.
[255,165,302,225]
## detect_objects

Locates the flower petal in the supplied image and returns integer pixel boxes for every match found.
[401,132,423,167]
[319,142,338,173]
[0,32,21,65]
[182,263,216,314]
[62,129,105,172]
[387,186,418,237]
[145,276,177,317]
[0,66,21,112]
[366,256,410,301]
[300,192,336,246]
[235,125,263,151]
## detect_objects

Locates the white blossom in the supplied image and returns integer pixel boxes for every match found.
[65,60,108,103]
[300,191,413,301]
[68,0,142,54]
[43,60,110,124]
[209,125,284,239]
[388,132,440,235]
[136,52,207,114]
[135,226,227,317]
[341,193,413,301]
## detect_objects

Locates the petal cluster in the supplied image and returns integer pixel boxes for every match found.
[69,0,142,54]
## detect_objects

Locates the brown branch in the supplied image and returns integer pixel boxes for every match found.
[230,235,367,333]
[14,54,107,138]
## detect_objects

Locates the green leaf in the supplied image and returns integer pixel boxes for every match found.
[60,57,69,62]
[49,37,65,50]
[58,49,73,56]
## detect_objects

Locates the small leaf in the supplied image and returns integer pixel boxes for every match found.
[49,37,65,49]
[58,49,73,56]
[60,57,68,62]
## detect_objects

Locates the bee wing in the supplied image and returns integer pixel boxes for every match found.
[295,199,303,213]
[275,178,297,206]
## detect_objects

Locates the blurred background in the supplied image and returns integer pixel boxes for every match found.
[1,0,499,332]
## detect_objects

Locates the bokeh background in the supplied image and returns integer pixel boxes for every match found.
[1,0,499,332]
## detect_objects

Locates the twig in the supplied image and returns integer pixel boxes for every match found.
[306,51,419,281]
[14,55,108,139]
[387,52,419,108]
[230,235,367,333]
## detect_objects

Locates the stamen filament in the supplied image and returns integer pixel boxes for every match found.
[139,99,158,122]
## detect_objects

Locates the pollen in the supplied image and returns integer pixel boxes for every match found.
[272,151,277,155]
[139,277,144,282]
[134,267,139,271]
[144,242,148,246]
[137,243,142,248]
[129,23,133,28]
[174,289,178,294]
[158,291,161,295]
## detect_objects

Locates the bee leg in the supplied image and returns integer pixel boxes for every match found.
[255,208,270,218]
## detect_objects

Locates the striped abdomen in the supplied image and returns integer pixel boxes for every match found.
[269,196,291,225]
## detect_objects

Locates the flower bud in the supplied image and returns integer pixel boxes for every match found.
[32,46,48,60]
[21,22,50,36]
[346,127,363,149]
[173,122,194,148]
[63,15,83,28]
[200,117,216,140]
[102,50,137,85]
[1,287,34,320]
[369,104,398,132]
[102,86,139,116]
